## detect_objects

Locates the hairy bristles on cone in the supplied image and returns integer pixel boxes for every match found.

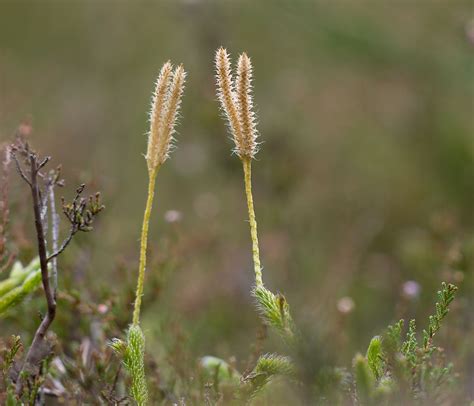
[146,62,186,172]
[146,62,172,171]
[216,47,258,160]
[236,53,259,158]
[161,65,186,162]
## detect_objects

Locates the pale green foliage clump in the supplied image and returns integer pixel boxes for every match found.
[246,283,296,400]
[111,325,148,405]
[422,282,457,350]
[353,353,375,404]
[253,286,295,341]
[248,285,296,399]
[0,258,42,315]
[1,335,22,376]
[200,356,241,386]
[125,326,148,405]
[0,258,40,296]
[201,330,298,401]
[254,354,295,377]
[242,354,295,399]
[351,282,458,404]
[0,336,24,405]
[402,319,418,369]
[366,336,382,380]
[354,339,396,404]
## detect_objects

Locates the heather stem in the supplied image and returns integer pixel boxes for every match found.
[133,166,159,326]
[242,157,263,288]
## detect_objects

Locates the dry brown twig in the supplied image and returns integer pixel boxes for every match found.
[9,133,103,396]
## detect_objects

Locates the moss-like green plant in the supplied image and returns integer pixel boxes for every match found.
[422,282,457,350]
[199,356,241,387]
[214,49,463,404]
[112,61,186,405]
[366,336,382,381]
[242,353,295,398]
[215,47,299,401]
[352,282,459,404]
[215,47,295,340]
[0,258,39,296]
[402,319,418,369]
[0,258,42,315]
[111,326,148,405]
[253,286,294,342]
[1,335,22,377]
[353,353,376,404]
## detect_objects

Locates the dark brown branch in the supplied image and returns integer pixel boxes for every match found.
[10,136,103,397]
[46,226,76,263]
[37,156,50,171]
[11,152,31,187]
[16,152,56,394]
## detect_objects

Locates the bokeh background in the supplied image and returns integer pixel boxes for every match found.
[1,0,473,399]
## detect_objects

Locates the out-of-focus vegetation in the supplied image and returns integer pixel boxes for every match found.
[0,1,473,404]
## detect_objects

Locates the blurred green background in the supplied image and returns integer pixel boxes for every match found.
[1,0,473,396]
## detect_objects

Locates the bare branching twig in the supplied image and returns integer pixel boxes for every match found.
[12,143,57,394]
[10,135,103,397]
[46,186,104,263]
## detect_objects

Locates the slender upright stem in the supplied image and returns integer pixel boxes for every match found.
[133,167,159,325]
[242,157,263,288]
[49,184,59,295]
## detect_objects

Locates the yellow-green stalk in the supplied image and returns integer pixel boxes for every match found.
[132,167,158,326]
[215,48,294,341]
[242,157,262,288]
[215,48,262,287]
[133,62,186,325]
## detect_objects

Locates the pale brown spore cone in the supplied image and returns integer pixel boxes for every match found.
[146,62,186,173]
[236,53,259,158]
[215,47,259,160]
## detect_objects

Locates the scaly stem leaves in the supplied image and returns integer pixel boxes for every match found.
[422,282,457,350]
[111,325,148,405]
[242,354,295,399]
[253,285,294,341]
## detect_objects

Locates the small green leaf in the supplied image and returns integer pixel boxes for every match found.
[366,336,383,380]
[199,356,241,386]
[353,353,375,404]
